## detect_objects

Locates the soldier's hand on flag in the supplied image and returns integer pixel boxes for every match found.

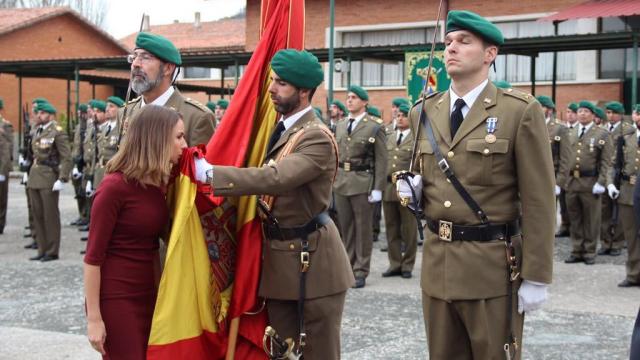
[517,280,548,314]
[194,156,213,183]
[607,184,620,199]
[52,180,65,192]
[87,318,106,355]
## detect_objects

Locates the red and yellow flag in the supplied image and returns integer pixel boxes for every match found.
[147,0,305,358]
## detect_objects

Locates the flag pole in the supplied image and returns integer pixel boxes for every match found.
[225,317,240,360]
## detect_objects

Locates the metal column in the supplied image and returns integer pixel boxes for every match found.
[328,0,336,104]
[530,54,536,96]
[632,33,638,108]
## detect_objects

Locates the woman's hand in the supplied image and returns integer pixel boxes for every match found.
[87,318,107,355]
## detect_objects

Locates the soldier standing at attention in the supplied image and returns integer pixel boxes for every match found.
[327,100,347,134]
[215,98,229,126]
[0,98,13,235]
[599,101,633,256]
[194,49,354,360]
[623,104,640,287]
[120,32,214,147]
[558,101,613,265]
[397,11,554,358]
[27,102,71,261]
[93,96,124,188]
[566,102,579,129]
[381,103,417,278]
[334,85,387,289]
[70,104,89,227]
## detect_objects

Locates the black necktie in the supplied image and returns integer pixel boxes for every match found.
[450,98,466,138]
[36,126,42,136]
[266,121,286,153]
[397,132,403,146]
[347,118,355,135]
[609,124,614,132]
[579,127,586,139]
[105,124,112,136]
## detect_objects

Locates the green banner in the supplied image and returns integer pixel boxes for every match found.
[405,51,450,103]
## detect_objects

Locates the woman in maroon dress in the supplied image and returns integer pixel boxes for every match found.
[83,105,187,359]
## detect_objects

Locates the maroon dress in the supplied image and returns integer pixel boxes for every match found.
[84,172,169,360]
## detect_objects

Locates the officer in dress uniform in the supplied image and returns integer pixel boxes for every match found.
[333,85,387,289]
[70,104,89,226]
[556,102,580,237]
[194,49,354,360]
[26,102,71,261]
[396,11,554,358]
[381,103,417,278]
[599,101,633,256]
[558,101,613,264]
[119,32,215,147]
[327,100,346,134]
[0,98,13,235]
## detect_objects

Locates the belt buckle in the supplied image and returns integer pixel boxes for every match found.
[631,175,637,185]
[438,220,453,242]
[572,170,580,178]
[344,162,351,172]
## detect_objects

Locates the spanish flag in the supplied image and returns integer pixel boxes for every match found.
[147,0,305,358]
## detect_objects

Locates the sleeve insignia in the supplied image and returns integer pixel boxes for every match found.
[598,139,606,145]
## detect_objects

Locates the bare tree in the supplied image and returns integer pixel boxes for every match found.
[0,0,108,29]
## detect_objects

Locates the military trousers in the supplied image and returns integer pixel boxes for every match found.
[620,204,640,283]
[372,201,382,240]
[25,187,35,234]
[558,189,570,230]
[334,193,373,279]
[422,292,523,360]
[600,195,625,250]
[28,188,61,257]
[0,177,8,232]
[382,200,417,272]
[267,291,346,360]
[566,191,601,259]
[71,176,88,221]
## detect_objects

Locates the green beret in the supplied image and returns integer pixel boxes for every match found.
[270,49,323,89]
[594,107,606,120]
[578,100,596,114]
[217,99,229,109]
[634,104,640,113]
[493,80,512,89]
[392,97,410,107]
[0,98,3,109]
[348,85,369,101]
[446,10,504,46]
[107,96,125,107]
[605,101,624,114]
[313,107,323,118]
[92,100,107,112]
[568,102,578,112]
[78,104,88,112]
[332,100,347,114]
[536,95,555,109]
[135,32,182,66]
[206,101,216,112]
[33,98,48,105]
[367,105,381,118]
[398,103,410,116]
[38,102,56,114]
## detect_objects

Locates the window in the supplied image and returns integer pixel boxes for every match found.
[183,67,211,79]
[598,17,638,79]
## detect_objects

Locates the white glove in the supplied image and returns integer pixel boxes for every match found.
[555,185,561,196]
[22,172,28,184]
[52,180,65,192]
[396,174,423,209]
[0,175,5,182]
[607,184,620,199]
[85,181,94,197]
[368,189,382,203]
[592,183,606,195]
[18,154,26,167]
[72,167,82,180]
[194,157,213,183]
[517,280,548,314]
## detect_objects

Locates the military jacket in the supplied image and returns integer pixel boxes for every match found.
[82,120,97,181]
[410,84,555,300]
[94,121,120,186]
[547,118,567,175]
[607,130,640,206]
[333,113,387,196]
[383,129,414,202]
[119,88,215,147]
[27,121,72,189]
[0,117,14,176]
[71,119,87,168]
[557,124,613,192]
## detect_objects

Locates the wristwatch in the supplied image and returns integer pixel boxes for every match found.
[205,168,214,184]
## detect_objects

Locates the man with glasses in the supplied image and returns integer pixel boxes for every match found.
[120,32,214,147]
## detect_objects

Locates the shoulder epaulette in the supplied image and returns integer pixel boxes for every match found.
[374,117,383,124]
[503,88,534,103]
[185,97,210,112]
[412,91,442,110]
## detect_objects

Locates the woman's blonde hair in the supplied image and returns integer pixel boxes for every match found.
[106,105,181,187]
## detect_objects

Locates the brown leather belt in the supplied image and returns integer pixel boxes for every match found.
[426,218,521,242]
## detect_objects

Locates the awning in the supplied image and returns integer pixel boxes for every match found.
[541,0,640,22]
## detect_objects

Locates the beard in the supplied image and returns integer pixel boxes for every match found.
[272,91,301,115]
[131,67,164,94]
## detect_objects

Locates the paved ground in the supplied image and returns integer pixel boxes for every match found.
[0,176,638,359]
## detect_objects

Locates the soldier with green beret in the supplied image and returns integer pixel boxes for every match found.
[566,102,579,129]
[334,83,387,289]
[594,106,606,126]
[120,32,214,147]
[69,103,90,227]
[0,97,13,234]
[367,103,384,244]
[206,101,216,112]
[622,104,640,287]
[390,97,410,129]
[397,10,553,358]
[27,101,72,261]
[600,101,634,256]
[215,99,229,126]
[559,101,613,265]
[193,48,353,360]
[84,100,109,203]
[328,100,347,134]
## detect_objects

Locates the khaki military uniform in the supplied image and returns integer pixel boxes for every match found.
[411,84,555,359]
[608,130,640,283]
[333,113,387,280]
[601,122,634,251]
[119,88,215,147]
[548,119,569,232]
[382,129,417,272]
[210,110,354,360]
[558,124,613,260]
[94,121,120,188]
[0,116,13,233]
[27,121,72,257]
[71,118,88,221]
[81,120,97,219]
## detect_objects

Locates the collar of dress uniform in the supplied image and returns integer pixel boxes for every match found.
[141,86,175,107]
[449,78,489,118]
[579,121,594,134]
[39,120,54,131]
[397,128,411,140]
[279,105,313,132]
[609,121,620,132]
[346,111,367,130]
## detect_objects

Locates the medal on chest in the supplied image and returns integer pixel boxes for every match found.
[589,138,595,153]
[485,117,497,144]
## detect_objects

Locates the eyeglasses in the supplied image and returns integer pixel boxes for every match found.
[127,52,157,64]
